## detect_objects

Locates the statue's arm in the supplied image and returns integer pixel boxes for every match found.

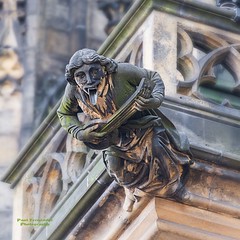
[117,63,165,110]
[143,68,165,105]
[57,84,83,139]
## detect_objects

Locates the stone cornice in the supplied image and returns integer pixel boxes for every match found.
[163,95,240,128]
[67,173,240,239]
[99,0,240,58]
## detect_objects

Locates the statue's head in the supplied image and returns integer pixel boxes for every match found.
[65,49,118,86]
[65,49,117,104]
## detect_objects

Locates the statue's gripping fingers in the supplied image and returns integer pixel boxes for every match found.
[76,124,106,143]
[134,96,161,111]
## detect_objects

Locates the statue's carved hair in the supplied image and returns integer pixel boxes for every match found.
[65,48,118,85]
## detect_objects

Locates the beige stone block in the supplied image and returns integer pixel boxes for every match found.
[0,136,18,165]
[150,11,177,95]
[155,198,240,240]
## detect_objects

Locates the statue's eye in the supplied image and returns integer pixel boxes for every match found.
[91,69,98,77]
[75,73,85,79]
[79,73,85,79]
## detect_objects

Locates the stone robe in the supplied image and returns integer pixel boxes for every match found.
[57,63,191,197]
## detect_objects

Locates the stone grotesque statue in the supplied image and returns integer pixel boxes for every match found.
[57,48,192,211]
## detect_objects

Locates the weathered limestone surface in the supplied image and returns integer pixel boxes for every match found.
[1,1,240,240]
[68,160,240,240]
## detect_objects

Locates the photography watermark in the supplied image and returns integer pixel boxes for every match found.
[17,218,53,227]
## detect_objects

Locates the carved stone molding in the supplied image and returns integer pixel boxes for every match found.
[176,27,240,109]
[22,128,101,238]
[23,129,67,236]
[117,34,143,66]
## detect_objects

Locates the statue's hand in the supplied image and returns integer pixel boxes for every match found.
[77,120,119,146]
[77,122,107,144]
[134,96,161,111]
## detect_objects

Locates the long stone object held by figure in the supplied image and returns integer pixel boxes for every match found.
[99,78,156,134]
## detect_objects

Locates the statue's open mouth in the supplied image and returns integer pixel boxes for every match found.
[83,80,100,105]
[88,88,98,105]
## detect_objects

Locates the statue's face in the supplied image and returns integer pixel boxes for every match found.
[74,63,105,105]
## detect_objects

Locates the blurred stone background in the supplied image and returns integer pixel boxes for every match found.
[0,1,133,239]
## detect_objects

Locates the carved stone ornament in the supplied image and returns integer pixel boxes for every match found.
[23,128,99,237]
[177,26,240,109]
[57,48,193,211]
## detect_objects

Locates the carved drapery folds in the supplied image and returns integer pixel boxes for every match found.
[177,27,240,109]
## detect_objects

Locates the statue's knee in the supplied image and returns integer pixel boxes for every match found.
[105,155,123,171]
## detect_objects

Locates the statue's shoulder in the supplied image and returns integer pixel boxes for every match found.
[65,83,78,97]
[117,62,138,72]
[114,62,143,80]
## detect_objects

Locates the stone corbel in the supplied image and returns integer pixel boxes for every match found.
[68,157,240,240]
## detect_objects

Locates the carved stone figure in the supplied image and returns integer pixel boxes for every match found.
[57,48,192,211]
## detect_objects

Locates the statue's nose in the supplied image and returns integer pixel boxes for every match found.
[86,74,93,84]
